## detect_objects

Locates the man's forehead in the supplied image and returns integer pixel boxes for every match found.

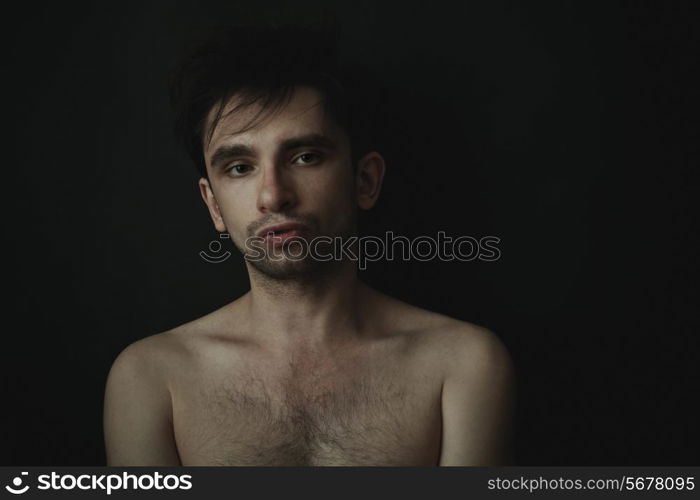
[204,86,336,150]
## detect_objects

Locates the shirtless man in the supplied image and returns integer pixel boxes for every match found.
[103,25,514,466]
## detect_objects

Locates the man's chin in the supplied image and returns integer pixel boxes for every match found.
[246,256,335,281]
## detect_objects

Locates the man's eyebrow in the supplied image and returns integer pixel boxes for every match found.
[209,144,254,169]
[208,133,338,169]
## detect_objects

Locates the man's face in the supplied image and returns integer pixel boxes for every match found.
[199,86,358,280]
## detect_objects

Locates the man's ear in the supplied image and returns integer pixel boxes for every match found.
[355,152,386,210]
[198,177,227,232]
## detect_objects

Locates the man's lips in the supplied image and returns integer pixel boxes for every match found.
[256,222,310,239]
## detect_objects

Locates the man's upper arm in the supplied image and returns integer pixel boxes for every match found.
[103,339,181,466]
[438,326,515,466]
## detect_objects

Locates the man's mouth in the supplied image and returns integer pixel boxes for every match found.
[262,229,307,246]
[256,222,310,245]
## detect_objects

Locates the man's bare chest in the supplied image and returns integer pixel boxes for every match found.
[171,355,443,466]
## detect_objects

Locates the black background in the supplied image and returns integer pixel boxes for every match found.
[2,0,698,465]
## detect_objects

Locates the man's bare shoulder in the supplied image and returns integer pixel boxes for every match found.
[106,332,185,395]
[110,300,243,375]
[104,319,208,465]
[368,286,513,376]
[369,290,516,464]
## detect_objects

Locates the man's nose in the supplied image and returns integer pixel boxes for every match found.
[256,163,297,213]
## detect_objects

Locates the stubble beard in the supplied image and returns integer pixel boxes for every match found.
[237,213,357,283]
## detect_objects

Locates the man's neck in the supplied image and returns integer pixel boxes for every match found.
[242,261,370,353]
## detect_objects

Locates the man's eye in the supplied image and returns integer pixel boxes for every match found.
[293,152,321,165]
[226,164,252,176]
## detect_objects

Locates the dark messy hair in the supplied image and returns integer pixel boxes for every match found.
[167,23,382,179]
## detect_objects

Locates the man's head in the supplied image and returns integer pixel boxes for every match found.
[168,24,385,279]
